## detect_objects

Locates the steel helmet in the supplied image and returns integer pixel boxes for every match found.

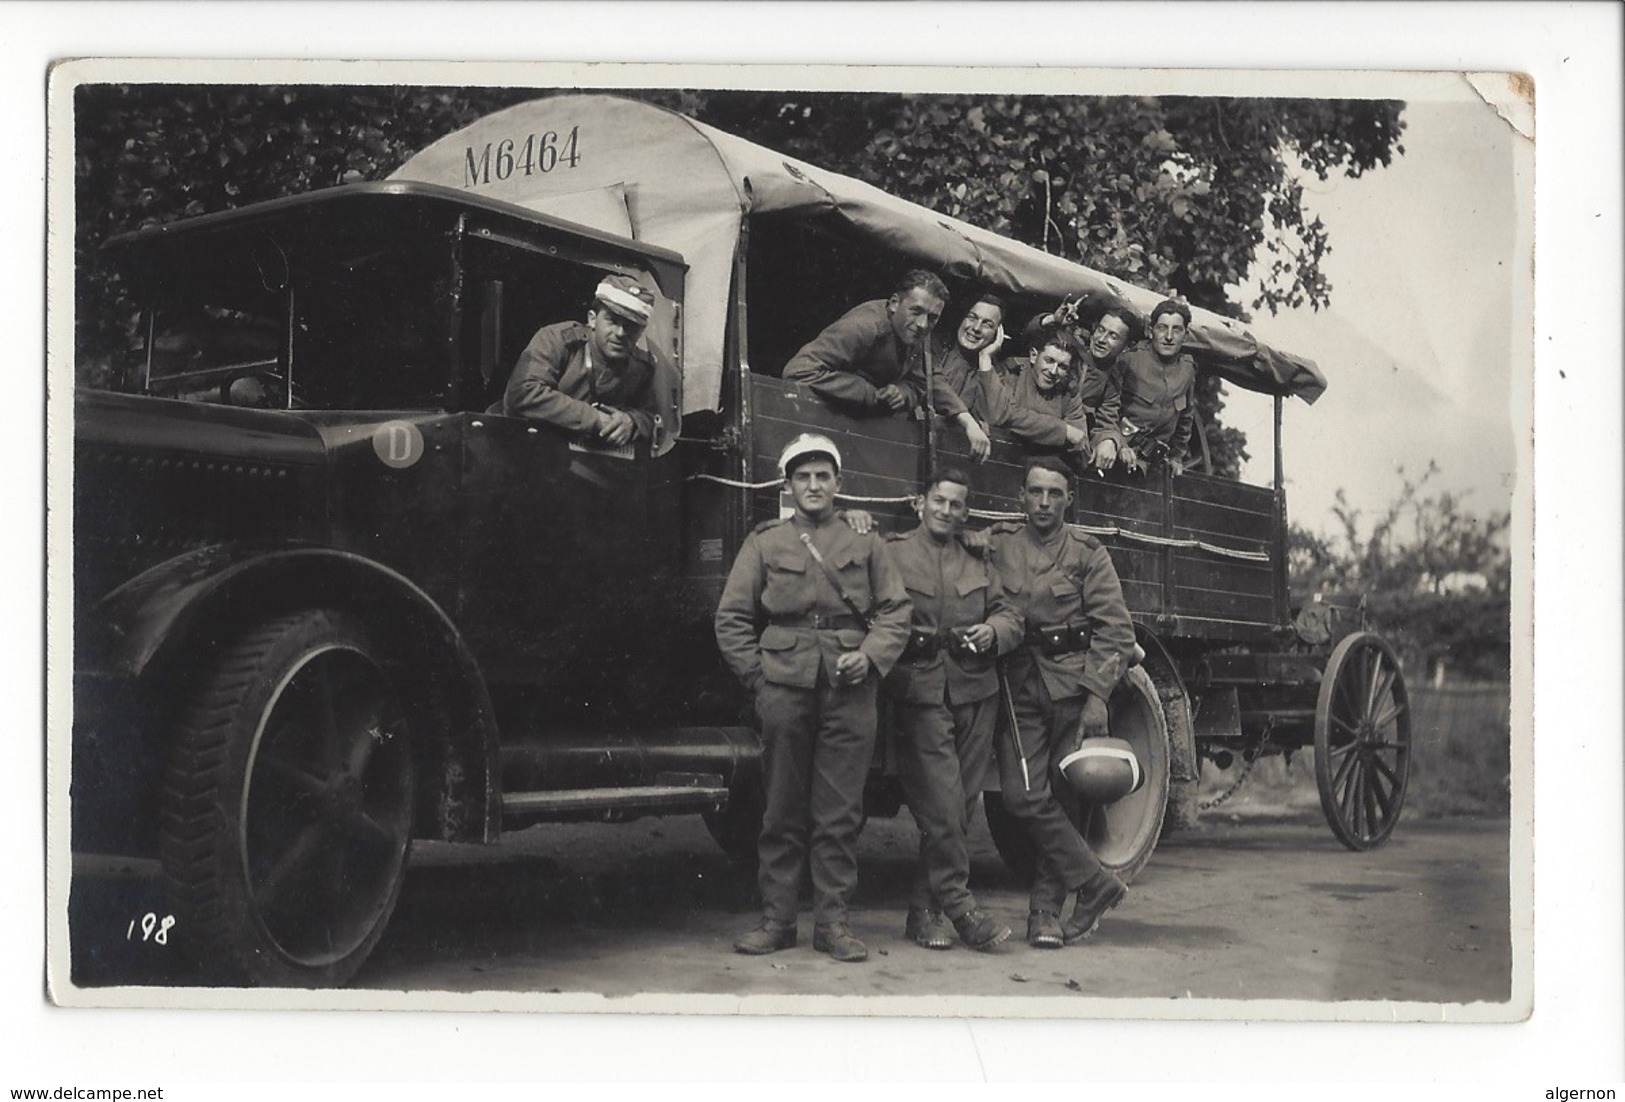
[1058,737,1144,803]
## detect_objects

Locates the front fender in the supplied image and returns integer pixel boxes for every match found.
[79,542,501,843]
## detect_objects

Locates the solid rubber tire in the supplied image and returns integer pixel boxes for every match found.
[159,610,415,987]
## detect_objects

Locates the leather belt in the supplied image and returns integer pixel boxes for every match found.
[771,613,865,631]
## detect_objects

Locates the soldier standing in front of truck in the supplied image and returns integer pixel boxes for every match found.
[782,270,949,417]
[883,466,1021,952]
[497,273,661,447]
[713,434,912,963]
[989,455,1138,948]
[1114,298,1197,476]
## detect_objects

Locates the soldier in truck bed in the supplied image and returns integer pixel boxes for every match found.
[714,434,912,964]
[782,270,949,417]
[980,331,1095,458]
[924,293,1006,462]
[496,274,662,447]
[1113,298,1198,476]
[1016,303,1138,470]
[988,455,1138,948]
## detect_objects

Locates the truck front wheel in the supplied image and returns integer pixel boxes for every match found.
[159,610,415,987]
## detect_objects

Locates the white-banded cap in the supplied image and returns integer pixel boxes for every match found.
[594,274,656,325]
[778,433,842,477]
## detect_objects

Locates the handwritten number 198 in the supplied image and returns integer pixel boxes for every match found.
[127,912,175,945]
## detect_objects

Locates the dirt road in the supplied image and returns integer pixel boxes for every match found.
[67,808,1512,1008]
[351,808,1512,1007]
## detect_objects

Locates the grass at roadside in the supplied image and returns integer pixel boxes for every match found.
[1194,683,1511,822]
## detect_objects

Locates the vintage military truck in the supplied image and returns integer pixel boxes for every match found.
[70,94,1411,987]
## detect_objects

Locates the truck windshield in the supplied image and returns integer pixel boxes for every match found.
[147,299,286,402]
[135,238,455,411]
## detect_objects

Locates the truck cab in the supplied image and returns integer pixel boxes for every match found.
[72,182,761,986]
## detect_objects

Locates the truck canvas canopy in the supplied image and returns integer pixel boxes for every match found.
[392,93,1327,417]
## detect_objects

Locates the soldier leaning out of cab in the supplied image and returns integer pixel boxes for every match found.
[883,466,1023,953]
[496,273,661,448]
[782,270,949,418]
[713,434,912,964]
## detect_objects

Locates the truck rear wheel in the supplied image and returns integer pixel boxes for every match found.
[160,610,415,986]
[1314,631,1412,850]
[983,666,1170,885]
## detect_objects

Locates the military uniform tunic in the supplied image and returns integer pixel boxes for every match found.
[989,521,1137,914]
[1116,344,1197,458]
[1018,316,1130,445]
[714,513,911,926]
[1073,348,1126,449]
[499,321,660,441]
[882,527,1023,917]
[982,358,1092,449]
[782,300,928,415]
[926,337,990,424]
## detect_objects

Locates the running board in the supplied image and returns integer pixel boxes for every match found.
[501,781,729,819]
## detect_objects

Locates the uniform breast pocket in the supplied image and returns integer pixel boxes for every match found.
[763,550,810,609]
[766,551,808,581]
[833,548,869,593]
[956,575,989,602]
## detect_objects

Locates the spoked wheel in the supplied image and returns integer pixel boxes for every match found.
[1314,631,1412,850]
[1076,665,1171,882]
[161,610,416,986]
[984,666,1170,885]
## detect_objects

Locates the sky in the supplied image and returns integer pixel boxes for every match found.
[1227,89,1523,538]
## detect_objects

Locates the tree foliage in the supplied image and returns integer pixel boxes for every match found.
[1289,464,1511,682]
[75,85,1405,476]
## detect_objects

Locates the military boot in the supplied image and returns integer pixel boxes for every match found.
[1026,910,1064,949]
[952,909,1012,952]
[813,923,869,963]
[905,909,955,950]
[733,918,797,955]
[1062,868,1128,945]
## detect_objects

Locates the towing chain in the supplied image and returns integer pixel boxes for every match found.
[1199,723,1281,812]
[1198,753,1257,811]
